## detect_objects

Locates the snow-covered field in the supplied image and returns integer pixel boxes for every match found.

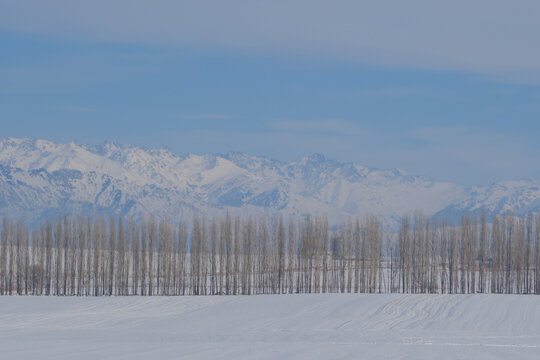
[0,294,539,359]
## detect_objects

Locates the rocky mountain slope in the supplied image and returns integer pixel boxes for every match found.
[0,137,538,228]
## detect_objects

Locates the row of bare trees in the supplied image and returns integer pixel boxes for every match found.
[393,211,540,294]
[0,211,539,296]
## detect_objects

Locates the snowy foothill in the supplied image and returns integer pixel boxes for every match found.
[0,294,539,359]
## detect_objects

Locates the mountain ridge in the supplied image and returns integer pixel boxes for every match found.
[0,137,538,228]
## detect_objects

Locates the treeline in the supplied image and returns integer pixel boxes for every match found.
[0,211,539,296]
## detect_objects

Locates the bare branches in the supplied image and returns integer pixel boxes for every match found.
[0,211,538,296]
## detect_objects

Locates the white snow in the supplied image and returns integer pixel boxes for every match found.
[0,294,538,359]
[0,137,539,227]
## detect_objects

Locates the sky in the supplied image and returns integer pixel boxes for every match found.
[1,0,540,185]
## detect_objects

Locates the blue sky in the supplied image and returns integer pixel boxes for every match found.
[1,1,540,185]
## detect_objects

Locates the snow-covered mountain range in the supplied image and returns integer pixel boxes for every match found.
[0,137,538,228]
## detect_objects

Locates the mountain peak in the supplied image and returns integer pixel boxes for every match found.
[306,153,327,162]
[0,137,538,227]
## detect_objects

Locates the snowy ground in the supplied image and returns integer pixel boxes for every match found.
[0,294,539,359]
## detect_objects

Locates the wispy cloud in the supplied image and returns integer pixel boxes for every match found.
[176,114,233,120]
[2,1,540,82]
[408,126,471,141]
[322,86,440,100]
[268,119,367,136]
[62,106,95,113]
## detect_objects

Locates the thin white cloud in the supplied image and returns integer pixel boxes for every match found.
[268,119,369,136]
[322,87,435,99]
[176,114,233,120]
[408,126,471,141]
[62,106,95,113]
[2,1,540,82]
